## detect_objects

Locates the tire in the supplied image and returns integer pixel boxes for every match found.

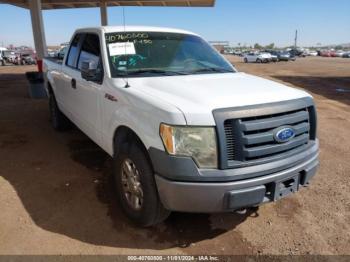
[256,58,262,63]
[244,58,248,63]
[49,93,71,131]
[113,140,170,227]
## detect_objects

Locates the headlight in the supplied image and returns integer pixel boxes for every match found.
[159,124,218,169]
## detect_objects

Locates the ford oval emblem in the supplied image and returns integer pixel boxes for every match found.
[274,127,295,143]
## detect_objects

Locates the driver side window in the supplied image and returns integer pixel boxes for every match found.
[77,34,101,71]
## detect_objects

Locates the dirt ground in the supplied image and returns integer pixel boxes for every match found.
[0,56,349,255]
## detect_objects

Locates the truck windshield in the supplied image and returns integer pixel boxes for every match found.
[105,32,235,77]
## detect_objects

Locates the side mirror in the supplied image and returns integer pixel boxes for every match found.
[81,60,102,82]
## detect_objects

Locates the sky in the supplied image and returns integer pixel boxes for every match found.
[0,0,349,48]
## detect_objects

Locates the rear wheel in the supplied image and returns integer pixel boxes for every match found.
[49,93,71,131]
[113,140,170,227]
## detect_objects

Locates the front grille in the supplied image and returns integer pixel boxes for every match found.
[224,108,311,163]
[224,120,235,160]
[213,98,317,169]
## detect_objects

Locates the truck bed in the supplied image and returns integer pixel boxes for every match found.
[43,56,64,74]
[44,57,63,65]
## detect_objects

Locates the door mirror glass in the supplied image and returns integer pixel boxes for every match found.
[81,60,102,82]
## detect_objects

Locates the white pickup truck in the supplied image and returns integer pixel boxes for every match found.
[43,26,319,226]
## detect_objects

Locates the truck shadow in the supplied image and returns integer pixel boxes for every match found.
[272,76,350,106]
[66,134,259,249]
[0,69,257,252]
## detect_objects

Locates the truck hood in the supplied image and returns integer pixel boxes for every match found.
[129,72,311,125]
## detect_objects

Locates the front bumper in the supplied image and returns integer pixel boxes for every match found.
[153,142,319,213]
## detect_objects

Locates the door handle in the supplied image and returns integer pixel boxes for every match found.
[71,78,76,89]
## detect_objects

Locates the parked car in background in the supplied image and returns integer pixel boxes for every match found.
[330,50,337,57]
[308,50,318,56]
[22,53,36,65]
[3,50,16,63]
[335,51,345,57]
[265,51,278,62]
[233,50,242,56]
[48,51,58,57]
[57,46,67,59]
[288,51,297,61]
[289,49,305,57]
[244,52,272,63]
[320,50,331,57]
[343,52,350,58]
[269,51,291,61]
[14,53,36,65]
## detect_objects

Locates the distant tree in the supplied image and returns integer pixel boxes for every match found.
[335,45,343,50]
[254,43,263,50]
[265,43,275,49]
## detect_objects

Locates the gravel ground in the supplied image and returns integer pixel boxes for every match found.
[0,57,349,255]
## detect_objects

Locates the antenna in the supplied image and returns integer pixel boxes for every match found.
[122,7,130,88]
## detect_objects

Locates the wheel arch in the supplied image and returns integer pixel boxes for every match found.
[113,125,154,169]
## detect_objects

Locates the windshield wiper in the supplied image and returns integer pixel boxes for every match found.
[125,69,189,76]
[191,67,234,74]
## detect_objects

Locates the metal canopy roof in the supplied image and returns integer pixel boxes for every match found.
[1,0,215,9]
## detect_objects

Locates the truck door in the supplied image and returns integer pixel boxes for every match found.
[59,33,83,118]
[73,33,104,145]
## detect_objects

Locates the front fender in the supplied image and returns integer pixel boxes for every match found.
[101,85,186,157]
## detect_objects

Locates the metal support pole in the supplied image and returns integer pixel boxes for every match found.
[100,1,108,26]
[29,0,47,72]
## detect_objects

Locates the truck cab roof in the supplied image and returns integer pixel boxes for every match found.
[74,26,198,36]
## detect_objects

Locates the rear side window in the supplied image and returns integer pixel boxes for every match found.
[77,34,101,70]
[66,34,82,67]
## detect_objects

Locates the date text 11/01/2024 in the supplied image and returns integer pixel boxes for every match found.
[127,255,219,261]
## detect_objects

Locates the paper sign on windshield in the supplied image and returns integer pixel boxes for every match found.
[108,42,136,56]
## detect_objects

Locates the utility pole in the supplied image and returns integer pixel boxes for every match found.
[294,30,298,49]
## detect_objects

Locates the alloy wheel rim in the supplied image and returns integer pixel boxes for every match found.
[121,158,143,210]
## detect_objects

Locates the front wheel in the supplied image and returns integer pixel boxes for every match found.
[256,58,262,63]
[114,141,170,227]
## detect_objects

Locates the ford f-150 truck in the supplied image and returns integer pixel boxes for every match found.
[43,26,319,227]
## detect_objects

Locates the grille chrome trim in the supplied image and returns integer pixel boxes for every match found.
[243,133,309,158]
[240,110,309,132]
